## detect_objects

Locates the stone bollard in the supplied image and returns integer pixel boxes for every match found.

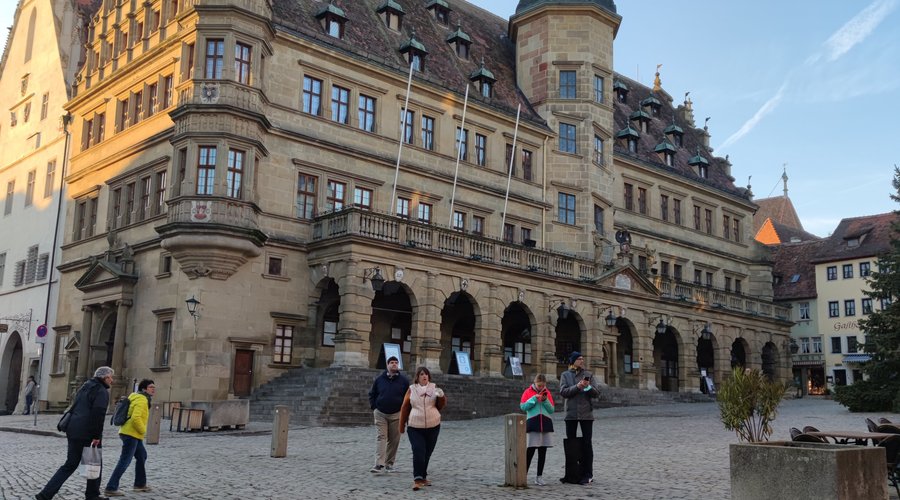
[270,405,290,458]
[504,413,527,487]
[146,403,162,445]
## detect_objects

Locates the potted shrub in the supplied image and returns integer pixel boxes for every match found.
[717,367,784,442]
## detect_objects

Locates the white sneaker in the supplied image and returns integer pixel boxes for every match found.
[535,476,547,486]
[385,465,399,473]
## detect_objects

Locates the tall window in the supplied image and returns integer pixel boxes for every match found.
[735,279,742,294]
[862,298,873,314]
[505,145,516,176]
[660,195,669,222]
[53,332,67,373]
[455,127,468,161]
[723,215,731,240]
[25,170,36,207]
[828,301,839,318]
[593,75,604,103]
[273,325,294,364]
[704,209,713,234]
[844,299,856,316]
[673,199,682,225]
[44,161,56,199]
[503,223,515,243]
[296,174,317,219]
[132,90,143,125]
[559,123,576,153]
[475,133,487,166]
[420,115,434,150]
[593,135,603,165]
[522,150,533,181]
[401,109,415,144]
[799,302,810,320]
[860,262,871,277]
[593,205,604,234]
[472,215,484,236]
[147,83,158,117]
[331,86,350,124]
[163,75,174,108]
[326,181,346,212]
[154,171,166,214]
[4,181,14,215]
[353,187,372,209]
[41,92,49,120]
[358,95,376,132]
[234,42,251,84]
[733,219,741,242]
[395,197,410,218]
[693,205,701,230]
[417,202,432,223]
[139,176,151,220]
[197,147,216,195]
[842,264,853,279]
[826,266,837,280]
[624,183,633,211]
[205,39,225,79]
[226,149,244,198]
[157,319,172,367]
[637,187,647,215]
[302,77,323,115]
[117,98,128,132]
[559,70,576,99]
[184,43,195,80]
[558,192,576,225]
[124,183,135,225]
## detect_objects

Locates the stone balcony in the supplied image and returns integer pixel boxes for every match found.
[311,207,791,321]
[156,196,266,280]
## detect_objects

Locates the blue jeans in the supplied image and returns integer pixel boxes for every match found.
[104,435,147,491]
[25,394,33,414]
[39,438,102,499]
[407,425,440,480]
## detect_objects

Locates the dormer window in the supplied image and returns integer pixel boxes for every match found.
[689,147,710,178]
[630,109,651,133]
[655,139,676,167]
[641,94,662,116]
[400,33,428,72]
[427,0,452,26]
[614,79,629,103]
[616,125,640,154]
[470,60,496,99]
[446,24,471,60]
[847,238,860,247]
[377,0,405,31]
[665,121,684,147]
[315,2,348,40]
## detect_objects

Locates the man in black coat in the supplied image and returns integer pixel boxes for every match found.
[37,366,114,500]
[368,356,410,473]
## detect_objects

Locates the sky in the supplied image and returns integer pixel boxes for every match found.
[1,1,898,236]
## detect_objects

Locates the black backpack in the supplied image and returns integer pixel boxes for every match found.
[111,396,131,426]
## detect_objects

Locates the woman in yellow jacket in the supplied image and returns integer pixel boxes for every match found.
[103,379,155,496]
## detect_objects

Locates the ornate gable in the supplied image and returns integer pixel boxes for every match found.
[596,264,659,296]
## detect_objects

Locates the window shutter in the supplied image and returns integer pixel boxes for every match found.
[14,260,26,286]
[24,245,38,284]
[37,253,50,280]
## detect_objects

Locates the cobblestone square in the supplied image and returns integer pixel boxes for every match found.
[1,398,897,499]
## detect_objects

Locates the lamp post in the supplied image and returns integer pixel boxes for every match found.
[363,267,385,292]
[186,296,200,338]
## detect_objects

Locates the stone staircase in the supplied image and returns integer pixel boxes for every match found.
[249,367,714,427]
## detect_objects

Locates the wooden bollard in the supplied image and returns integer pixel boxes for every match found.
[504,413,527,487]
[270,405,290,458]
[146,403,162,445]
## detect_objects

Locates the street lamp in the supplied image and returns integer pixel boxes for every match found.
[604,309,617,328]
[363,267,385,292]
[185,296,201,319]
[694,322,713,341]
[648,315,668,335]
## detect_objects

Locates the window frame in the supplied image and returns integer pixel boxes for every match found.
[296,173,318,219]
[558,192,576,225]
[828,300,839,318]
[234,41,252,85]
[558,123,576,153]
[559,70,577,99]
[204,38,225,79]
[302,76,323,116]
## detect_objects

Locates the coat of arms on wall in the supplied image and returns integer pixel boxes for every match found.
[190,200,211,222]
[200,82,219,104]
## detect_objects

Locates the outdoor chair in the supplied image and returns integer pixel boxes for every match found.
[802,425,820,433]
[880,418,893,424]
[877,424,900,435]
[792,433,827,444]
[876,434,900,498]
[867,418,880,433]
[789,427,803,440]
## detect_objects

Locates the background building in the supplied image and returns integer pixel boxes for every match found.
[0,0,89,414]
[27,0,793,408]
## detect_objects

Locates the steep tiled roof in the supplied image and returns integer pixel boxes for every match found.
[271,0,546,127]
[753,195,803,233]
[771,240,823,301]
[756,219,820,245]
[811,212,898,263]
[611,74,749,200]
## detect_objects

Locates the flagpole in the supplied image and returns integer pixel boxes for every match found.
[448,84,470,227]
[390,60,416,216]
[500,104,522,234]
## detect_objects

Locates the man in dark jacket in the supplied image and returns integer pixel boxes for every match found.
[559,352,599,485]
[368,356,409,473]
[37,366,114,500]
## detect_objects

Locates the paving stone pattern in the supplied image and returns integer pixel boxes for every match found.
[1,398,898,499]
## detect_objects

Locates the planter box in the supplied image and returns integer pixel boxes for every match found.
[189,400,250,430]
[730,441,887,500]
[170,407,204,432]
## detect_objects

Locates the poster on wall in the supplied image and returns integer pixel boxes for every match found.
[383,343,403,370]
[705,377,717,395]
[454,351,472,376]
[509,356,523,377]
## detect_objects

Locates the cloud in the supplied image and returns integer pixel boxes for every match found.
[823,0,897,61]
[717,83,786,150]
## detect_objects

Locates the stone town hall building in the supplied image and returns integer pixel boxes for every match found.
[25,0,792,406]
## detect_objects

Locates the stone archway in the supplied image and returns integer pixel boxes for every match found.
[761,342,777,380]
[440,291,479,374]
[653,325,680,392]
[314,278,340,366]
[369,281,413,369]
[696,334,716,393]
[615,318,638,389]
[731,338,749,369]
[554,312,581,375]
[1,332,23,414]
[501,302,533,378]
[94,312,117,372]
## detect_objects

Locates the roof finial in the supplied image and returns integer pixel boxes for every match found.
[653,63,663,92]
[782,163,789,197]
[703,116,710,132]
[684,91,692,110]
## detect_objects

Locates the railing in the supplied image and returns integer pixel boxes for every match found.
[166,196,259,229]
[176,80,264,115]
[312,208,791,321]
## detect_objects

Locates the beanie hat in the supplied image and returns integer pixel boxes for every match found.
[568,351,583,365]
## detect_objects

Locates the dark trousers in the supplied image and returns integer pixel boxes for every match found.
[526,447,547,475]
[566,420,593,479]
[407,425,440,480]
[105,435,147,491]
[24,394,33,414]
[39,438,102,499]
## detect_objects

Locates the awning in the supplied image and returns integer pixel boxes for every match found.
[792,360,825,367]
[843,354,872,363]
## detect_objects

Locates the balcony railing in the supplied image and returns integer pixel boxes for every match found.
[312,207,791,321]
[176,80,264,115]
[166,196,259,229]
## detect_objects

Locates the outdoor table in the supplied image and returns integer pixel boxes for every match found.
[805,431,896,445]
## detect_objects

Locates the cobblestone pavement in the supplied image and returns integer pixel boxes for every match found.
[1,398,898,500]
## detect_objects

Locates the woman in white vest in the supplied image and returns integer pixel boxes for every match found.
[399,366,447,491]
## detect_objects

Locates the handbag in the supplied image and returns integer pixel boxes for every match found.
[79,445,102,480]
[56,410,72,432]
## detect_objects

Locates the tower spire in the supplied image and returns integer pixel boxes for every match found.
[781,163,788,197]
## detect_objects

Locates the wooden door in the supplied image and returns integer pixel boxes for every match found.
[233,349,254,397]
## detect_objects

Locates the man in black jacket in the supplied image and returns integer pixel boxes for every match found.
[37,366,114,500]
[368,356,409,473]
